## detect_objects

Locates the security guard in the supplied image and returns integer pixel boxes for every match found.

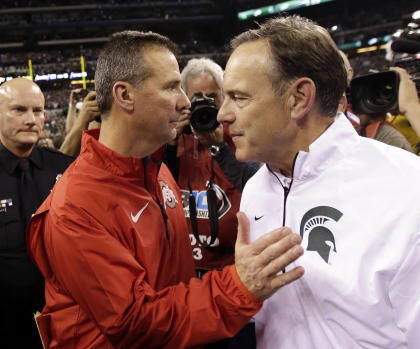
[0,78,74,348]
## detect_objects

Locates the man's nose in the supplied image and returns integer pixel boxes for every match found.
[178,88,191,110]
[217,99,233,124]
[23,110,37,124]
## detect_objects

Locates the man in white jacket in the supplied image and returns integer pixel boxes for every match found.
[217,15,420,348]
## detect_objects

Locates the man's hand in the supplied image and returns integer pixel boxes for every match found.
[235,212,304,301]
[78,91,100,127]
[193,124,224,148]
[168,109,191,145]
[69,88,83,106]
[60,91,100,157]
[391,66,420,139]
[391,67,419,116]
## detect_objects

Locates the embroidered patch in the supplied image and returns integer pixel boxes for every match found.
[159,180,178,209]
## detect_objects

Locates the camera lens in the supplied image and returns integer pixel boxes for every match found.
[187,92,220,133]
[368,83,395,107]
[190,106,219,132]
[350,71,399,114]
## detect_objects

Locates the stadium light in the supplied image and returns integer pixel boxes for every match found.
[238,0,335,21]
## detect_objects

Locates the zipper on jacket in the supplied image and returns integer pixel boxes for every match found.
[143,157,171,247]
[268,153,299,273]
[156,199,171,247]
[282,186,290,226]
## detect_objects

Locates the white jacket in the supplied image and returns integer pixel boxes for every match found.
[241,113,420,348]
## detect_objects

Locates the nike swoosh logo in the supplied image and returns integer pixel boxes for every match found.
[254,215,264,221]
[131,202,149,223]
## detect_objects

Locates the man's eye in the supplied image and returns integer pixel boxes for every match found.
[167,83,179,90]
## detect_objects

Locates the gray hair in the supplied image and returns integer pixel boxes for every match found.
[181,58,223,94]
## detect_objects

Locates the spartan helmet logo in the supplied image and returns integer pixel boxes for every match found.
[299,206,343,264]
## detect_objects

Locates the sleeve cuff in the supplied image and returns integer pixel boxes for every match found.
[228,265,263,306]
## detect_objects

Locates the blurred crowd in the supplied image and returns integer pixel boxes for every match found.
[0,0,418,150]
[1,47,416,151]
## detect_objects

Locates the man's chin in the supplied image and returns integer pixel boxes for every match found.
[235,149,251,163]
[169,128,178,141]
[18,136,38,147]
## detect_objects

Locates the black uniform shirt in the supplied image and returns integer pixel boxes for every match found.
[0,142,74,256]
[0,141,73,346]
[0,142,74,298]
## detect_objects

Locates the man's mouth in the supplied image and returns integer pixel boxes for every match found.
[20,129,38,134]
[230,131,242,139]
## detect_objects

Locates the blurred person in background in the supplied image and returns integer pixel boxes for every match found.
[0,78,73,348]
[218,15,420,348]
[65,87,83,134]
[339,51,416,152]
[60,90,100,156]
[388,66,420,154]
[357,110,413,152]
[27,30,304,348]
[355,67,418,153]
[37,129,54,148]
[164,57,258,348]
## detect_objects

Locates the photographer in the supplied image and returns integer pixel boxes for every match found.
[350,67,415,152]
[389,66,420,153]
[164,57,257,348]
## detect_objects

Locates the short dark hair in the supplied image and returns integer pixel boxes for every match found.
[95,30,178,115]
[231,15,347,117]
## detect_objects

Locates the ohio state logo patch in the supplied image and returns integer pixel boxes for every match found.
[160,180,178,209]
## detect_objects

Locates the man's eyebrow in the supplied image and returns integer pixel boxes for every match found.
[224,88,248,96]
[165,78,181,86]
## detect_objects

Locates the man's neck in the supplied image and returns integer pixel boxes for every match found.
[268,114,335,178]
[1,138,34,159]
[98,117,157,159]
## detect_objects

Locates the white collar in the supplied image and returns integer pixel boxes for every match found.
[268,113,360,183]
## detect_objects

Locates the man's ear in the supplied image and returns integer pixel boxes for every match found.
[287,77,316,121]
[112,81,135,112]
